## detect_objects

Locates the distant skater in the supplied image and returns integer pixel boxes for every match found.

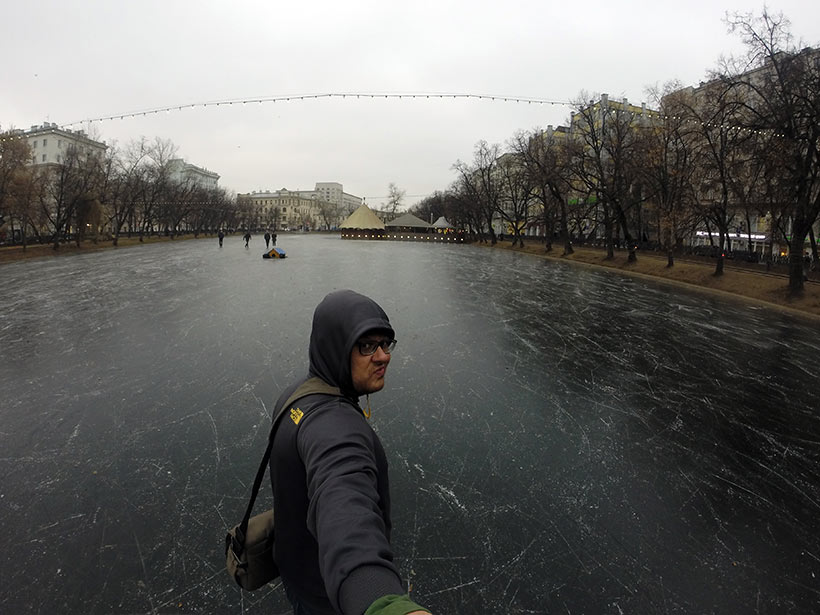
[272,232,277,246]
[218,230,224,247]
[244,231,251,248]
[264,231,271,249]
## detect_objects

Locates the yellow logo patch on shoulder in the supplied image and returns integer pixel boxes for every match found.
[290,407,304,425]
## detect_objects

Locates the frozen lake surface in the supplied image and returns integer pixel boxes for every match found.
[1,234,819,614]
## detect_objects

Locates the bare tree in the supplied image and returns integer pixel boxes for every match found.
[726,128,772,256]
[494,151,536,247]
[10,170,45,248]
[445,180,483,238]
[315,198,341,230]
[136,138,177,240]
[385,182,405,216]
[235,194,255,231]
[722,9,820,291]
[161,178,197,237]
[680,80,758,275]
[642,83,699,267]
[453,141,502,244]
[0,132,43,248]
[570,94,646,261]
[186,185,220,237]
[38,142,104,249]
[512,127,575,254]
[409,190,461,230]
[407,193,437,225]
[107,138,153,245]
[0,130,34,243]
[756,135,798,268]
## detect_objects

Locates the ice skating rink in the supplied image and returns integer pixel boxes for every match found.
[1,234,818,614]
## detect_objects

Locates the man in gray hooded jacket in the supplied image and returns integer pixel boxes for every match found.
[270,290,431,615]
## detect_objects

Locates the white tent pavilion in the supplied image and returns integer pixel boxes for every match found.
[431,216,454,232]
[340,204,386,230]
[385,212,431,231]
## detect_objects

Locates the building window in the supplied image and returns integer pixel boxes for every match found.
[58,140,62,148]
[32,140,37,148]
[43,139,47,146]
[42,154,46,162]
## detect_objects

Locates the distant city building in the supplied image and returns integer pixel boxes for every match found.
[7,123,110,241]
[314,182,363,214]
[237,183,362,231]
[168,158,220,190]
[569,93,656,134]
[23,122,107,167]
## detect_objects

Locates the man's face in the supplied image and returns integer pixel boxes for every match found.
[350,333,394,395]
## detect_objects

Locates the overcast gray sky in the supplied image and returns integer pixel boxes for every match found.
[3,1,819,208]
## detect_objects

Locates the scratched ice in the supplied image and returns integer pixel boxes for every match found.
[0,234,818,614]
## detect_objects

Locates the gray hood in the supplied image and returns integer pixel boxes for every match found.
[308,290,394,397]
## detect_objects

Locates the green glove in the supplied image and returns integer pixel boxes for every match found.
[364,593,430,615]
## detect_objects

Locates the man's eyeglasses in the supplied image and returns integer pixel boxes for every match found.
[356,339,397,356]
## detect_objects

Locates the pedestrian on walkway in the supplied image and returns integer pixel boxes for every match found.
[244,231,251,248]
[264,231,271,249]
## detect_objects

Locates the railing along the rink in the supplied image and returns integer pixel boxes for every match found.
[340,232,465,242]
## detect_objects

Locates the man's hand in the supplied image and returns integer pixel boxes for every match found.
[365,594,431,615]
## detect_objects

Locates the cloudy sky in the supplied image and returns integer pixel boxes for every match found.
[3,1,819,208]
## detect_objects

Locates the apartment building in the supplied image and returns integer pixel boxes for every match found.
[24,122,107,166]
[314,182,364,214]
[168,158,220,190]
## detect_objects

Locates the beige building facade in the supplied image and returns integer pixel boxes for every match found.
[238,183,362,230]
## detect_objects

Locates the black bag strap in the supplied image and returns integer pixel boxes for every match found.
[237,377,343,538]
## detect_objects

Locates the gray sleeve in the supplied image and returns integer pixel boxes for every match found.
[298,400,404,613]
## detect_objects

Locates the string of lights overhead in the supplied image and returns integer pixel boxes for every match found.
[586,104,786,137]
[60,93,571,129]
[0,92,791,142]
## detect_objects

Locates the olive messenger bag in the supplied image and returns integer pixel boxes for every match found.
[225,377,343,590]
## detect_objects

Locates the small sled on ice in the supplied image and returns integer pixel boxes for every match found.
[262,247,287,259]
